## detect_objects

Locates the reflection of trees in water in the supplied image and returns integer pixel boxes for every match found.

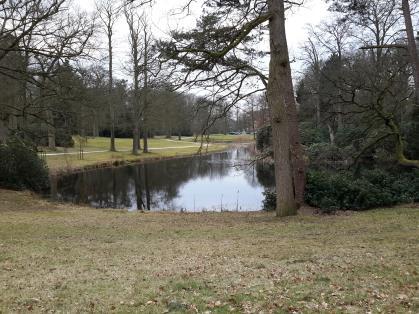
[255,162,275,189]
[53,146,275,210]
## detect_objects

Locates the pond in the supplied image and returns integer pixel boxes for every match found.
[50,145,275,212]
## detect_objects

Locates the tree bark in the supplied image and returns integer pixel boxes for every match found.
[143,26,150,153]
[47,109,56,150]
[284,57,305,207]
[143,128,148,152]
[132,123,139,155]
[108,29,116,152]
[402,0,419,106]
[268,0,298,217]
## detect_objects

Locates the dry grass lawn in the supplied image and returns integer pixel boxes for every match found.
[0,189,418,313]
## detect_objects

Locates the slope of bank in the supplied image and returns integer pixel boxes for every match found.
[44,137,228,175]
[0,189,418,312]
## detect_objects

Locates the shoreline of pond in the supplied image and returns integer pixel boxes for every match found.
[48,143,245,177]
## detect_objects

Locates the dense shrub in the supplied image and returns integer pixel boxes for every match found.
[0,138,50,192]
[300,122,329,145]
[306,143,354,169]
[263,168,419,213]
[305,168,419,212]
[262,190,276,211]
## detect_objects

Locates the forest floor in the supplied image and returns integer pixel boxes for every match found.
[43,136,234,174]
[0,189,418,313]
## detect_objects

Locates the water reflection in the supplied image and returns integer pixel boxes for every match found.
[51,145,275,212]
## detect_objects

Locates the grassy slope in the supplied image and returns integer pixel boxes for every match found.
[0,189,418,313]
[199,134,255,143]
[44,137,226,172]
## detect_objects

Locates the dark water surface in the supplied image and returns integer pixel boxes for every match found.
[51,145,275,212]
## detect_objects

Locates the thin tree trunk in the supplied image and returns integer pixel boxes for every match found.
[108,31,116,152]
[402,0,419,106]
[143,128,148,152]
[327,124,335,145]
[132,123,139,155]
[138,128,142,151]
[47,109,56,150]
[143,26,149,153]
[251,103,256,139]
[268,0,298,217]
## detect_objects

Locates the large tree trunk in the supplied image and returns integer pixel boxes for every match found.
[268,0,298,217]
[402,0,419,106]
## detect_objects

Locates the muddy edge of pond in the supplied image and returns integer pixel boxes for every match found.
[49,143,253,177]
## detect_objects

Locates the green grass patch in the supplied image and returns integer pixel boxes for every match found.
[43,137,226,173]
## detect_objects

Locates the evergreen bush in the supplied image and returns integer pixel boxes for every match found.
[0,138,50,192]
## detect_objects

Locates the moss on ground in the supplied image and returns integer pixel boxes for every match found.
[0,189,418,313]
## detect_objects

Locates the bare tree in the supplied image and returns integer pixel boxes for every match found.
[1,1,94,147]
[401,0,419,105]
[96,0,123,152]
[124,4,144,155]
[140,15,151,153]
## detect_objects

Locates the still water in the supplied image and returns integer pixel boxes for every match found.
[51,145,275,212]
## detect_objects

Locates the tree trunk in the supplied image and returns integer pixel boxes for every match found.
[268,0,298,217]
[143,128,149,153]
[402,0,419,106]
[132,123,139,155]
[47,109,56,150]
[143,26,150,154]
[284,56,305,207]
[138,128,142,150]
[108,31,116,152]
[327,124,335,145]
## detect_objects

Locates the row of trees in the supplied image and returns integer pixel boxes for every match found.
[297,0,418,166]
[0,0,256,152]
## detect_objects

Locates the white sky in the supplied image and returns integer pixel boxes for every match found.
[75,0,331,80]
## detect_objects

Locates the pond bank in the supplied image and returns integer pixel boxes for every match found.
[48,144,228,177]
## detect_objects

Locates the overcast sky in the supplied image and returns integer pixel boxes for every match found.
[75,0,331,80]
